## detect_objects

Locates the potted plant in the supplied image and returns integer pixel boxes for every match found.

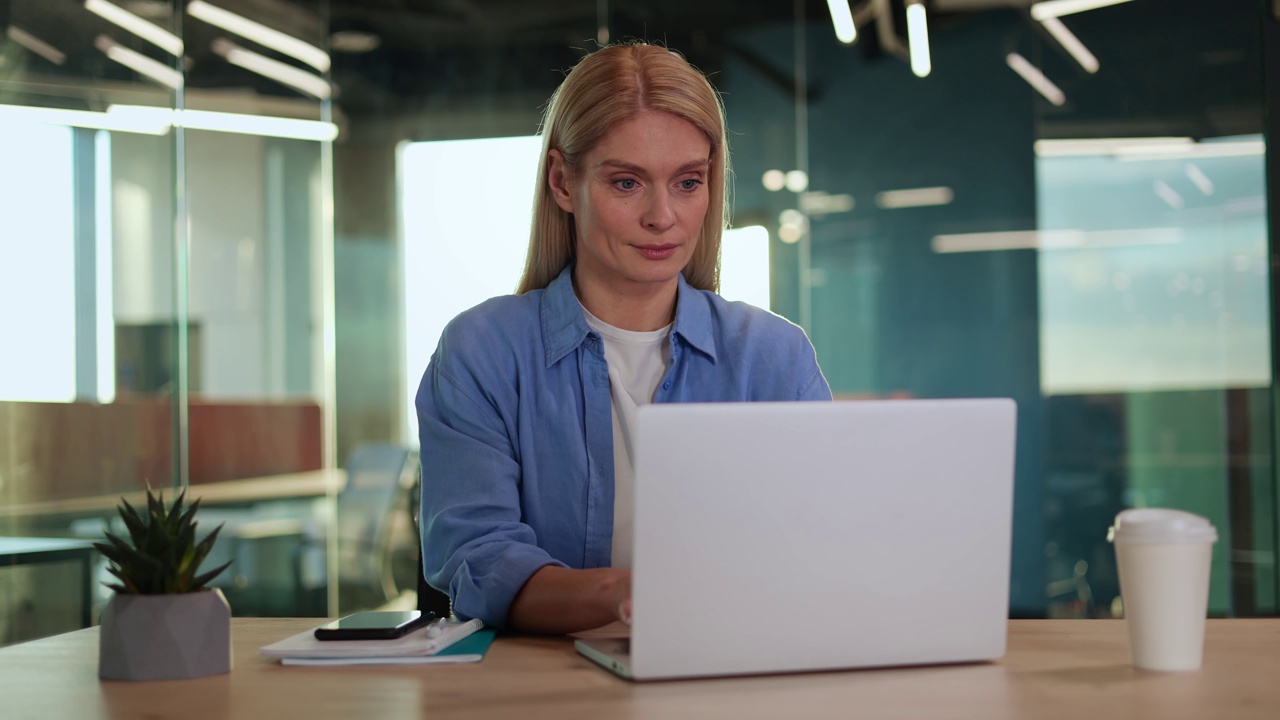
[93,488,234,681]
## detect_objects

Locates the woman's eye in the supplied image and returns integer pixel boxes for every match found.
[615,179,638,190]
[679,179,703,191]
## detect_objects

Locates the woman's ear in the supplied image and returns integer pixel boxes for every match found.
[547,149,575,213]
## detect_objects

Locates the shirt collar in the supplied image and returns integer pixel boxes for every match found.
[671,272,717,363]
[541,266,590,367]
[540,265,719,367]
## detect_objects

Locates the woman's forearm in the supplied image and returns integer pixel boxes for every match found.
[506,565,631,634]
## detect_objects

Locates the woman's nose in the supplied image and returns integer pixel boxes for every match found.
[642,192,677,232]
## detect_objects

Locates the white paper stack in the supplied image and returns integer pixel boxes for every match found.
[259,618,487,666]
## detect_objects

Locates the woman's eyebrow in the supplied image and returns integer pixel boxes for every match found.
[598,159,711,173]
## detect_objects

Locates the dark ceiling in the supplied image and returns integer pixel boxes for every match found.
[2,0,828,113]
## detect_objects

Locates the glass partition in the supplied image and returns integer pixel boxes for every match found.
[1029,0,1274,617]
[0,0,336,644]
[2,0,181,644]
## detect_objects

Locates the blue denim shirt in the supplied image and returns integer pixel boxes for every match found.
[416,266,831,628]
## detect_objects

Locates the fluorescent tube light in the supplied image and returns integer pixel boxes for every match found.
[876,186,953,209]
[95,35,182,90]
[1034,135,1264,159]
[826,0,857,44]
[1040,17,1099,73]
[932,227,1182,254]
[799,191,855,215]
[1006,53,1065,106]
[1030,0,1133,21]
[0,103,170,134]
[6,26,67,65]
[107,105,339,141]
[1035,137,1193,156]
[212,38,331,99]
[1036,136,1265,160]
[84,0,182,56]
[188,0,330,72]
[0,102,337,141]
[176,108,337,140]
[1152,180,1184,210]
[906,1,931,78]
[1185,164,1214,196]
[1115,139,1265,160]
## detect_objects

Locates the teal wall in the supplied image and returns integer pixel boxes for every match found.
[724,11,1047,615]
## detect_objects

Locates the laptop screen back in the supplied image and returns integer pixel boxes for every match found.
[627,399,1017,680]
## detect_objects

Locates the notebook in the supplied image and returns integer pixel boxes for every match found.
[260,618,490,665]
[575,398,1018,681]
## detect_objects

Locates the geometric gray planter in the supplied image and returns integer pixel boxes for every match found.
[98,588,232,681]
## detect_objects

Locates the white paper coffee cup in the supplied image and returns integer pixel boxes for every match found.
[1108,508,1217,672]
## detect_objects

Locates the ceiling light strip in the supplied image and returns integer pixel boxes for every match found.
[108,105,338,141]
[1035,137,1192,156]
[1152,180,1184,210]
[906,1,931,77]
[1006,53,1066,106]
[188,0,330,72]
[95,35,183,90]
[1030,0,1134,21]
[1115,140,1266,160]
[84,0,182,56]
[1184,164,1215,196]
[932,227,1182,253]
[0,103,337,141]
[175,108,337,140]
[1040,17,1098,73]
[212,38,331,99]
[825,0,857,44]
[876,186,953,209]
[6,26,67,65]
[0,103,170,134]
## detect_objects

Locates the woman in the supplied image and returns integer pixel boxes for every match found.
[417,42,831,634]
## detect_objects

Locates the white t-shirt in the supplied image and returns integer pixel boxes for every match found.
[581,305,671,570]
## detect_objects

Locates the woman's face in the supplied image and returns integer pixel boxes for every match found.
[549,110,711,299]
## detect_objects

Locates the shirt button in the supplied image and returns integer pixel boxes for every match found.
[662,381,671,390]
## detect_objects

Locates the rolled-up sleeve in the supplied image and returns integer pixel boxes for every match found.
[417,330,565,628]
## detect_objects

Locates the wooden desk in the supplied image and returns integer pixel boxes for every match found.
[1,619,1277,719]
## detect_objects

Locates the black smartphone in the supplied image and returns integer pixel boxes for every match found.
[313,610,435,641]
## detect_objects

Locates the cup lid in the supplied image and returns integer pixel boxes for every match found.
[1107,508,1218,544]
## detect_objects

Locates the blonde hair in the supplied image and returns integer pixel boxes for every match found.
[516,43,729,294]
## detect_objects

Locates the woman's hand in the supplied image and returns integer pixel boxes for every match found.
[507,566,633,634]
[611,573,632,625]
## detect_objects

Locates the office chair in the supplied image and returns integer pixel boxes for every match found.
[208,443,420,616]
[409,470,453,619]
[313,443,420,613]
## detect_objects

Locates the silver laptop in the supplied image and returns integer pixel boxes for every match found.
[576,398,1017,681]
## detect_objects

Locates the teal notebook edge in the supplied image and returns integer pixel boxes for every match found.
[436,628,496,658]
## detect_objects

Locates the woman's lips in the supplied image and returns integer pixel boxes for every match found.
[634,244,679,260]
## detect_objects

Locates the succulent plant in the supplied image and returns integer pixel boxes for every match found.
[93,489,232,595]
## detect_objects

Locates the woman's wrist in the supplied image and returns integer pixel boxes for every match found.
[507,566,633,634]
[592,568,632,624]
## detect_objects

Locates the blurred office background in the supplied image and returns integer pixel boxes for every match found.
[1,0,1277,645]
